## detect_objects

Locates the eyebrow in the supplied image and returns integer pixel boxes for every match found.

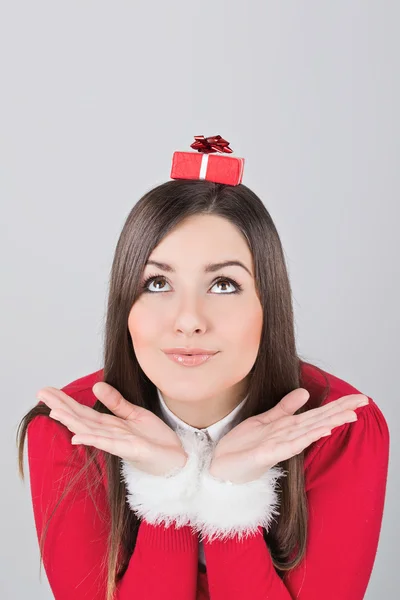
[145,259,253,277]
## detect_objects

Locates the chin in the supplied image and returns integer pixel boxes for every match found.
[155,379,222,403]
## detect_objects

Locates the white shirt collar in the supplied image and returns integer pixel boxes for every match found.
[156,388,248,443]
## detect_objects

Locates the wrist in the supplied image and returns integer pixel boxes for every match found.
[193,463,287,542]
[121,426,213,527]
[161,445,189,475]
[209,455,271,484]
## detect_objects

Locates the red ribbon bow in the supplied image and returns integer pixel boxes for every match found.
[190,135,233,154]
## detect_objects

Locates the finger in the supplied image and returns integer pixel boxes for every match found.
[71,433,142,462]
[258,388,310,425]
[268,408,358,442]
[37,388,74,413]
[284,394,369,427]
[262,392,368,432]
[49,408,127,438]
[37,387,102,422]
[266,425,335,465]
[92,382,146,422]
[37,387,123,428]
[293,393,368,428]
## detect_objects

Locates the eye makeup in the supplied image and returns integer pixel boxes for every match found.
[141,273,244,295]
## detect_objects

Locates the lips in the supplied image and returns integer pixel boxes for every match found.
[163,348,219,356]
[164,352,218,367]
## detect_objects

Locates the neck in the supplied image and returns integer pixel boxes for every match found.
[158,377,250,429]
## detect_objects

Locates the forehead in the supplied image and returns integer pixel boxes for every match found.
[147,214,253,272]
[145,258,253,277]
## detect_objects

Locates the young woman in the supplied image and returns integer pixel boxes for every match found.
[16,178,389,600]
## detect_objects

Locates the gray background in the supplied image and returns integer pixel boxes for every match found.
[1,1,398,598]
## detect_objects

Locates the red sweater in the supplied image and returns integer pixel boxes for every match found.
[27,364,390,599]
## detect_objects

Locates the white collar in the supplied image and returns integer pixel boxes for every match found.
[156,388,248,443]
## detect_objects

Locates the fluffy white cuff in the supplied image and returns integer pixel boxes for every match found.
[120,428,286,540]
[120,426,209,528]
[193,459,287,542]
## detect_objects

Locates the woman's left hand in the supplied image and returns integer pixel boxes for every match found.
[209,388,368,483]
[36,383,187,476]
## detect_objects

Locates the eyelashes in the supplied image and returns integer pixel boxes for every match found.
[141,273,244,295]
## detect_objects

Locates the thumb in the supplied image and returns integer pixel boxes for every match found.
[258,388,310,425]
[92,381,143,422]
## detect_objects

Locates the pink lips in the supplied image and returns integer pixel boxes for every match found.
[164,353,218,367]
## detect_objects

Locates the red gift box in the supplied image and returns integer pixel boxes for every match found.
[170,151,245,186]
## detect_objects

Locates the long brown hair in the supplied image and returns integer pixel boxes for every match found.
[16,179,329,600]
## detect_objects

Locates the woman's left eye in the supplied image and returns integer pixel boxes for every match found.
[211,278,243,294]
[141,275,243,294]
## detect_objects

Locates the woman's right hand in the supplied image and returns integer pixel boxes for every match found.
[209,388,369,484]
[36,382,187,477]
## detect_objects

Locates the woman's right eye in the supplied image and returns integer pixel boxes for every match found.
[142,275,169,293]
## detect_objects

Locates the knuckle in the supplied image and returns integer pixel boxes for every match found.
[279,401,293,417]
[275,414,290,426]
[291,414,301,426]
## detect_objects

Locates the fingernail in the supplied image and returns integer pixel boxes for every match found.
[348,415,358,422]
[71,438,81,445]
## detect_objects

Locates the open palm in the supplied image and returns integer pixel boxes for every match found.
[210,388,369,483]
[36,382,186,476]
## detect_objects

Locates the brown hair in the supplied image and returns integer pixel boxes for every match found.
[16,179,329,599]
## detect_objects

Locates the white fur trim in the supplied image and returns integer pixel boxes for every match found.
[193,458,287,542]
[121,426,287,540]
[120,426,210,528]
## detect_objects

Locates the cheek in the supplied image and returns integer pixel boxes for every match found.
[128,303,163,348]
[230,303,263,356]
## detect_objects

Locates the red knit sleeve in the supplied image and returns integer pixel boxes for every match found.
[202,399,390,599]
[27,414,198,600]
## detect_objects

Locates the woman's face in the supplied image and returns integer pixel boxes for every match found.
[128,214,263,413]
